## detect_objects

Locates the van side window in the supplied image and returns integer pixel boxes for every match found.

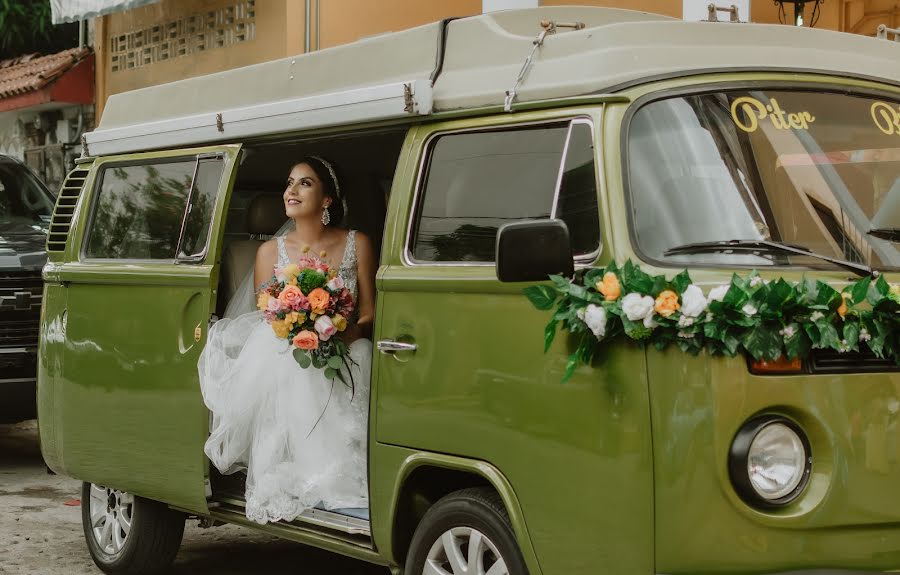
[85,160,196,259]
[179,158,225,259]
[411,120,599,263]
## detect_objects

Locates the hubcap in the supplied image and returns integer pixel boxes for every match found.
[424,527,508,575]
[89,484,134,555]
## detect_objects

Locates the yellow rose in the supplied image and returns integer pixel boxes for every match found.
[332,314,348,332]
[654,290,680,318]
[256,292,271,311]
[837,294,848,319]
[596,272,622,302]
[271,319,291,339]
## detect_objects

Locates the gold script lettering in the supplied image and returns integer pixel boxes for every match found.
[870,101,900,136]
[730,97,815,133]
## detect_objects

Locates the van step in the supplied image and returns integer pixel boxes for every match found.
[211,495,371,538]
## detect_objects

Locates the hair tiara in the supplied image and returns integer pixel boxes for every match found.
[309,155,341,201]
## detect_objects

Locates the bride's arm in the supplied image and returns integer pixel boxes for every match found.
[347,232,376,342]
[253,240,278,293]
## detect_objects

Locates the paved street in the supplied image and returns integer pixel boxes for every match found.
[0,420,389,575]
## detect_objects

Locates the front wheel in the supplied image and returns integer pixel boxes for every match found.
[82,482,185,574]
[404,487,529,575]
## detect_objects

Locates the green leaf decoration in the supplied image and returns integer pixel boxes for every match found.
[324,367,337,380]
[524,285,557,310]
[561,351,579,384]
[544,320,558,353]
[526,259,900,383]
[850,276,871,306]
[293,348,312,369]
[327,355,343,370]
[671,270,692,294]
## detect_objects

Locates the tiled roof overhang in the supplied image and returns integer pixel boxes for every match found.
[0,48,94,113]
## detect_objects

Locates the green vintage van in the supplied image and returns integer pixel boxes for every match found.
[37,6,900,575]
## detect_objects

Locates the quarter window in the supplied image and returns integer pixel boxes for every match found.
[86,157,224,260]
[411,120,600,263]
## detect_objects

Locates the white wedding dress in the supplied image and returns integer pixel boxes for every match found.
[199,230,371,524]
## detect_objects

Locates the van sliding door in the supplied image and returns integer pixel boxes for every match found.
[56,144,241,513]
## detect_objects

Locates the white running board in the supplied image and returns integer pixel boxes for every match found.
[296,507,371,537]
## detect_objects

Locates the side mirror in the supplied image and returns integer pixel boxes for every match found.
[496,219,574,282]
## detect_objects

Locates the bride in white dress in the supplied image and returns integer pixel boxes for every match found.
[198,157,376,524]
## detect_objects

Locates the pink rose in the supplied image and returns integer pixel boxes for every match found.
[278,285,304,309]
[314,315,337,341]
[327,276,344,291]
[267,297,282,313]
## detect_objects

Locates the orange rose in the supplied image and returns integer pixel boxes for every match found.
[596,272,622,302]
[307,288,330,314]
[292,330,319,350]
[654,290,680,317]
[837,294,848,318]
[278,285,304,308]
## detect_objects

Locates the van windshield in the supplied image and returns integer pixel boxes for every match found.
[627,89,900,271]
[0,161,54,234]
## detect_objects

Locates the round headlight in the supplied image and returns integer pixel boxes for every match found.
[729,416,811,508]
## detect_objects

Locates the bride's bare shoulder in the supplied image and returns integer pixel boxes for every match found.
[255,239,278,264]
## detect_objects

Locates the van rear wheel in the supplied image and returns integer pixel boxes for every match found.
[404,487,528,575]
[81,482,185,574]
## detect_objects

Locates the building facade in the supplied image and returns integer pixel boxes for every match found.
[92,0,899,120]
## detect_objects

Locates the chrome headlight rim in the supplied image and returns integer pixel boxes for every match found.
[729,414,812,509]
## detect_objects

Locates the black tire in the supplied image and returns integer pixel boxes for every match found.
[404,487,529,575]
[81,482,186,575]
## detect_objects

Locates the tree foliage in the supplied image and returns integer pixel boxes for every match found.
[0,0,79,60]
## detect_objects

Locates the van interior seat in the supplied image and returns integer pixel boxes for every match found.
[220,193,286,308]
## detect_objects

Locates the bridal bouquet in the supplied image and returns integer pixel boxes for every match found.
[257,255,356,384]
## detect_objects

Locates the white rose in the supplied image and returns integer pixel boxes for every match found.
[742,303,758,316]
[681,284,707,318]
[707,284,730,303]
[622,293,655,321]
[583,304,607,339]
[644,314,658,329]
[677,315,695,328]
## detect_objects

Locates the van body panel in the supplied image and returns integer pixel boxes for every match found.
[373,117,654,574]
[369,444,543,574]
[36,282,67,470]
[648,350,900,573]
[600,73,900,572]
[41,144,242,512]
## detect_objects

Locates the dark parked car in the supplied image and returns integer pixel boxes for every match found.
[0,154,54,423]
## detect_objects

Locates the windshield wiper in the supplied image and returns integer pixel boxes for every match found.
[664,239,873,278]
[868,228,900,242]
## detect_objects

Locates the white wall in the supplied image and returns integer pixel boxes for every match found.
[683,0,751,22]
[483,0,539,13]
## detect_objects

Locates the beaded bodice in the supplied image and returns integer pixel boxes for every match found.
[276,230,358,302]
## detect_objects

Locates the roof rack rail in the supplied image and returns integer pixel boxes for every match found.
[705,3,743,23]
[877,24,900,42]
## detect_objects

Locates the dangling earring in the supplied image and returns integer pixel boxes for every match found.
[321,206,330,226]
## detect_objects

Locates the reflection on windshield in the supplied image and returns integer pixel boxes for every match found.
[0,162,54,234]
[628,90,900,270]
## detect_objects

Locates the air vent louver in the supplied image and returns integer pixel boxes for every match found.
[47,166,90,254]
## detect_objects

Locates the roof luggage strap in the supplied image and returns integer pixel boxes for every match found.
[504,19,585,113]
[877,24,900,41]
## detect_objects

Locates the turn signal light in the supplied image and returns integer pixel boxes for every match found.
[750,356,803,374]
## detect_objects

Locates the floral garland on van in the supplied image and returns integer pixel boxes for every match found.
[524,261,900,383]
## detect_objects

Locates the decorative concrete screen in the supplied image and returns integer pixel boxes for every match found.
[110,0,256,72]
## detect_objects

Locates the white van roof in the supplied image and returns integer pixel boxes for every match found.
[87,6,900,156]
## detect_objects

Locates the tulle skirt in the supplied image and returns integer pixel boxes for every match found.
[199,311,371,524]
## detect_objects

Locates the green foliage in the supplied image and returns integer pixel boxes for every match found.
[526,260,891,383]
[298,269,327,294]
[0,1,79,60]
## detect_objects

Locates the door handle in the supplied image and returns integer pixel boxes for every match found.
[377,340,417,354]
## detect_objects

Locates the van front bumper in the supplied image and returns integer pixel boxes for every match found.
[0,347,37,423]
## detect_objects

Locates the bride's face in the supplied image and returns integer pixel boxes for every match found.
[283,163,331,219]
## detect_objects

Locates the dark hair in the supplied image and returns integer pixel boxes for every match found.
[295,156,344,227]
